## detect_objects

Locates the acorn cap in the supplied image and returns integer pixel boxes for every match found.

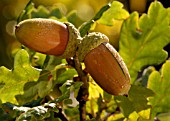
[78,32,109,62]
[59,22,82,58]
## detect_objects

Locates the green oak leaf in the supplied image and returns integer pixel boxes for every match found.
[148,60,170,116]
[128,85,154,113]
[43,56,63,71]
[15,70,53,105]
[0,108,13,121]
[67,10,84,28]
[168,8,170,23]
[31,52,46,67]
[57,68,77,84]
[54,81,83,103]
[31,5,50,18]
[135,66,155,86]
[18,1,65,23]
[0,49,40,104]
[17,0,34,23]
[115,85,154,119]
[1,102,58,121]
[31,5,64,19]
[50,7,63,19]
[64,106,79,119]
[119,1,170,82]
[98,1,129,26]
[79,2,111,37]
[157,112,170,121]
[16,66,77,105]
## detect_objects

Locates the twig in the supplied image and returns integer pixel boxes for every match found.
[66,51,89,121]
[72,51,89,121]
[55,108,68,121]
[103,107,120,121]
[96,100,107,120]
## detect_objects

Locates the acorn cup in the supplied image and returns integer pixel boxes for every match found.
[15,18,81,58]
[78,32,131,95]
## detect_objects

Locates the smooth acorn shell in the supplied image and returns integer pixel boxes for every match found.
[84,42,131,95]
[15,18,69,56]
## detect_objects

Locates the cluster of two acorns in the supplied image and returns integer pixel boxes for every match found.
[15,18,131,96]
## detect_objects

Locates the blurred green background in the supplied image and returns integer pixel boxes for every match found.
[0,0,27,68]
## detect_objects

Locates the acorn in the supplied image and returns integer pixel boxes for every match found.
[78,32,131,95]
[15,18,81,58]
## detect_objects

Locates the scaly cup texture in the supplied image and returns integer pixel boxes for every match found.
[78,32,109,62]
[78,33,131,95]
[15,18,81,58]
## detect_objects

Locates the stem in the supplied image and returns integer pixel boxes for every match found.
[73,51,89,121]
[103,107,120,121]
[55,108,68,121]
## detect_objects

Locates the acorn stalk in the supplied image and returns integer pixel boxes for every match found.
[78,33,131,95]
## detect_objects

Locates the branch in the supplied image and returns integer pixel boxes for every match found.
[67,51,89,121]
[103,107,120,121]
[55,108,68,121]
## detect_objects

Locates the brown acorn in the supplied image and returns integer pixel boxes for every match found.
[78,33,131,95]
[15,18,81,58]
